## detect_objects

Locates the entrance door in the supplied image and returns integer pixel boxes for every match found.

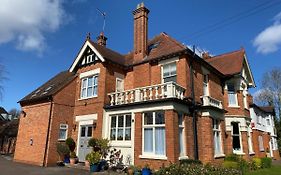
[78,125,93,161]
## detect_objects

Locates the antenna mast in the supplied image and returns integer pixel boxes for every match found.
[97,8,106,34]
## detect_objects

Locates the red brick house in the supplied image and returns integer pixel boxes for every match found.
[14,3,279,168]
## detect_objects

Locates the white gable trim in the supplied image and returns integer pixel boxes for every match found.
[69,40,105,72]
[243,54,256,87]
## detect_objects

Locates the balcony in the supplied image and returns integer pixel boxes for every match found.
[108,82,185,106]
[201,95,223,110]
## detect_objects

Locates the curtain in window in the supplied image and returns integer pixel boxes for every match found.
[214,131,221,155]
[155,127,165,155]
[228,92,237,105]
[144,128,153,152]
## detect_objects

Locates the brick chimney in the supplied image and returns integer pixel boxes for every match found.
[202,52,211,59]
[97,32,107,47]
[133,2,149,61]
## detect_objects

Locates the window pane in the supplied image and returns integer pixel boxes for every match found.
[110,128,116,140]
[144,128,153,152]
[232,123,239,134]
[118,116,124,127]
[179,128,183,155]
[214,132,221,155]
[82,79,87,88]
[81,126,86,137]
[81,88,86,98]
[155,111,165,124]
[93,86,98,96]
[144,112,153,125]
[170,63,176,75]
[87,87,93,97]
[59,129,66,140]
[155,127,165,155]
[233,136,241,150]
[87,126,92,137]
[163,64,169,77]
[227,83,235,92]
[126,115,131,127]
[117,129,123,140]
[228,93,237,105]
[125,128,131,140]
[111,116,116,128]
[88,77,93,86]
[94,76,98,85]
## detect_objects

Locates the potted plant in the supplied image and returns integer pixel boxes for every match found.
[56,143,70,165]
[87,151,102,172]
[96,138,110,170]
[70,151,77,165]
[142,164,152,175]
[65,137,76,152]
[127,165,135,175]
[85,153,91,167]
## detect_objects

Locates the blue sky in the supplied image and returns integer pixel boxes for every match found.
[0,0,281,111]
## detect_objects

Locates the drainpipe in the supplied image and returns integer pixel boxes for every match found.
[43,97,53,167]
[189,46,199,160]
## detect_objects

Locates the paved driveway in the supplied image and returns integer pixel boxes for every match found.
[0,156,90,175]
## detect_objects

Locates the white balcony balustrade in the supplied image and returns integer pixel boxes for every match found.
[108,82,185,106]
[201,95,223,109]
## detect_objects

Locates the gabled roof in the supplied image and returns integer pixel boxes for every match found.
[0,107,8,114]
[250,104,276,115]
[19,71,76,104]
[206,48,255,87]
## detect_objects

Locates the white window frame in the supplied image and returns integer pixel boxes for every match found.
[80,74,99,99]
[141,111,167,159]
[58,124,68,141]
[227,83,238,107]
[213,119,223,157]
[258,135,264,151]
[109,114,132,142]
[178,113,186,158]
[243,90,248,109]
[247,126,254,154]
[161,62,177,84]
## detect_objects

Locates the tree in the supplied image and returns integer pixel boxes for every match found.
[8,108,21,119]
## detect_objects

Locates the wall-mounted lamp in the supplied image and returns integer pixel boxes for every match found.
[93,122,97,130]
[30,138,33,146]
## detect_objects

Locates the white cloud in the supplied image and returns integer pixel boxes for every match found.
[253,12,281,54]
[0,0,67,53]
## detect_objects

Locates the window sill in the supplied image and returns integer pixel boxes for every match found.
[78,96,98,101]
[58,139,66,142]
[179,156,189,160]
[139,155,167,160]
[228,105,240,108]
[214,154,225,158]
[249,152,255,155]
[233,151,245,155]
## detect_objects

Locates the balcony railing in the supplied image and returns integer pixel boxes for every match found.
[108,82,185,106]
[201,95,223,109]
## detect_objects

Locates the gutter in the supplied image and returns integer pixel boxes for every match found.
[43,97,53,167]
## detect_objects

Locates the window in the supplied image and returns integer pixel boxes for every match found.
[81,75,98,99]
[203,74,209,96]
[258,135,264,151]
[143,111,165,156]
[163,62,177,83]
[227,83,238,106]
[110,114,131,141]
[116,78,124,92]
[58,124,68,140]
[247,126,254,153]
[178,113,185,157]
[213,119,223,156]
[232,122,241,151]
[266,119,270,126]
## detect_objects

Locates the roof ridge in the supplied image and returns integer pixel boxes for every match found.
[210,48,244,59]
[160,32,186,49]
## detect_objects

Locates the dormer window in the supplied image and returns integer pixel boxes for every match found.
[162,62,177,83]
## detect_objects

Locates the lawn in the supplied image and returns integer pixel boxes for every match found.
[245,165,281,175]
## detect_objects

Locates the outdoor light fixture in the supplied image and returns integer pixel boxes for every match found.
[93,122,97,129]
[29,138,33,146]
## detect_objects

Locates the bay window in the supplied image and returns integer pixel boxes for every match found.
[110,114,131,141]
[143,111,166,156]
[81,74,98,99]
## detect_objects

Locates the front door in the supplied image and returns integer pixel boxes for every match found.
[78,125,93,161]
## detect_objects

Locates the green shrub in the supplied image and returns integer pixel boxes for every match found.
[65,137,76,152]
[261,157,272,168]
[155,163,241,175]
[252,157,262,169]
[70,151,77,158]
[56,143,70,157]
[223,161,239,169]
[224,154,240,162]
[179,159,202,165]
[86,151,101,165]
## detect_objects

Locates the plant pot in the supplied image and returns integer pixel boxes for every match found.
[99,160,107,170]
[90,163,100,172]
[127,168,134,175]
[142,168,151,175]
[85,160,90,167]
[70,158,76,165]
[63,156,70,164]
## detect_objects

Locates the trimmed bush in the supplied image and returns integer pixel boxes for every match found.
[179,159,202,165]
[252,157,262,169]
[261,157,272,168]
[224,154,240,162]
[65,137,76,152]
[223,161,239,169]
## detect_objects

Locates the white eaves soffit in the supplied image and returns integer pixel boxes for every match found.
[69,40,105,72]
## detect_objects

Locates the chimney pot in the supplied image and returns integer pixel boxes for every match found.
[202,52,211,59]
[97,32,107,47]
